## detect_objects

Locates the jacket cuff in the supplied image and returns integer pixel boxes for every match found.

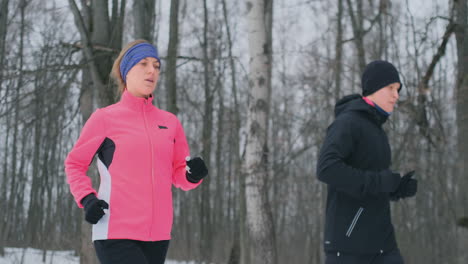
[186,173,201,183]
[80,193,97,207]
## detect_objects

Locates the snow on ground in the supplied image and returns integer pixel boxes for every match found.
[0,247,195,264]
[0,248,78,264]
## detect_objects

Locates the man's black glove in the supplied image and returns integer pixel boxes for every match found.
[81,193,109,224]
[186,157,208,183]
[390,171,418,201]
[378,170,401,193]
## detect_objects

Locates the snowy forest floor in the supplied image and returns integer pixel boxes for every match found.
[0,247,196,264]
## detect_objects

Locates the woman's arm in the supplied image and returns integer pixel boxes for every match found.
[64,109,106,207]
[172,118,202,191]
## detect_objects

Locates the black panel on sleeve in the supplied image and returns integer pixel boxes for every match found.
[96,137,115,169]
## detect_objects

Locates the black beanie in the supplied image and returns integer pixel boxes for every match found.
[361,60,402,96]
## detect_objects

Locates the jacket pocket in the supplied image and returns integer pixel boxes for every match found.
[346,207,364,237]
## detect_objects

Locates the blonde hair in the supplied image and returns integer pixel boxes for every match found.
[111,39,150,95]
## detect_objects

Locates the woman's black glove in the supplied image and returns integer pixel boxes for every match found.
[186,157,208,183]
[81,193,109,224]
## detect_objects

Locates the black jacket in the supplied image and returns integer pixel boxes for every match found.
[316,94,398,254]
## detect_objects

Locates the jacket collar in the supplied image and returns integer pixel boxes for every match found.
[120,90,154,112]
[334,94,388,126]
[361,97,389,125]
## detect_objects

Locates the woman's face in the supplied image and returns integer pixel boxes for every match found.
[367,82,401,113]
[125,57,160,98]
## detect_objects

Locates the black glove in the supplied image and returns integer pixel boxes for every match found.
[186,157,208,183]
[378,170,401,193]
[81,193,109,224]
[390,171,418,201]
[457,217,468,228]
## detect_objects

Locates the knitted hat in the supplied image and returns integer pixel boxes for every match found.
[361,60,402,96]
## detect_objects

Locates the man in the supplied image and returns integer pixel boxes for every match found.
[316,60,418,264]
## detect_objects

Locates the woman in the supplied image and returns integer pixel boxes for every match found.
[65,39,208,264]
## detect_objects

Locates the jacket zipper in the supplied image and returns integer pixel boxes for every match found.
[346,207,364,237]
[143,99,155,240]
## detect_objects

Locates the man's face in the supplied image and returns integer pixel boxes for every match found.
[367,82,401,113]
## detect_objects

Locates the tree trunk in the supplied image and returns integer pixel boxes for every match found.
[133,0,156,41]
[334,0,343,100]
[7,0,27,248]
[214,74,224,230]
[69,0,105,112]
[0,0,10,255]
[25,49,45,247]
[345,0,366,72]
[0,0,8,89]
[455,0,468,222]
[200,0,214,262]
[244,1,277,263]
[221,1,244,263]
[166,0,179,114]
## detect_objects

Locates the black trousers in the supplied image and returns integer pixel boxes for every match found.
[325,249,404,264]
[94,239,170,264]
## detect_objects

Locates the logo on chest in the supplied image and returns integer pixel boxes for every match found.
[155,124,175,143]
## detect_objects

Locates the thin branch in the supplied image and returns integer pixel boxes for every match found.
[419,21,456,94]
[60,41,120,53]
[414,21,456,147]
[341,8,383,44]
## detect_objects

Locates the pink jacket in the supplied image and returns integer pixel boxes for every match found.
[65,90,201,241]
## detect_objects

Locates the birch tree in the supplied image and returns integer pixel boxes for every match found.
[244,1,276,263]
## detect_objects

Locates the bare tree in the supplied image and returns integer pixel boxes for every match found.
[199,0,215,262]
[0,0,8,87]
[0,0,10,255]
[166,0,180,114]
[221,1,243,263]
[8,0,27,251]
[344,0,385,72]
[244,1,276,263]
[133,0,156,41]
[69,0,125,112]
[454,0,468,217]
[334,0,344,100]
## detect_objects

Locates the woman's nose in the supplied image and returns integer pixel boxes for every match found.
[147,65,154,73]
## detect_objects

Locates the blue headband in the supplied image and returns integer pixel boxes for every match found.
[120,43,160,83]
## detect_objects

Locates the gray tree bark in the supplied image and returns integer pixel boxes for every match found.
[0,0,8,89]
[221,1,243,264]
[8,0,27,249]
[244,1,277,263]
[334,0,343,100]
[166,0,179,114]
[455,0,468,225]
[133,0,156,41]
[200,0,214,262]
[345,0,366,72]
[0,0,9,256]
